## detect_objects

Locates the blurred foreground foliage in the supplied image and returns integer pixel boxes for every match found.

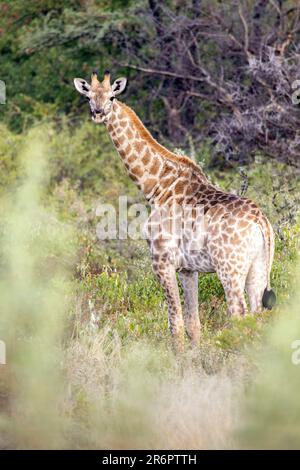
[0,0,299,448]
[0,120,299,449]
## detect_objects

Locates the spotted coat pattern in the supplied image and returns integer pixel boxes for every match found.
[74,72,275,350]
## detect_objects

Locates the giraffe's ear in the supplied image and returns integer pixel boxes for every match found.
[74,78,91,96]
[112,77,127,96]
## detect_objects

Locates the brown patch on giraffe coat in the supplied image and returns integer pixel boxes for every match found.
[117,135,125,146]
[134,140,145,154]
[160,176,175,189]
[149,158,160,175]
[126,128,134,139]
[131,165,143,178]
[143,178,157,194]
[188,181,201,194]
[174,195,185,204]
[115,127,124,136]
[231,233,240,245]
[158,189,173,204]
[124,144,131,155]
[174,180,185,195]
[142,150,151,165]
[227,217,236,226]
[238,220,250,229]
[127,154,136,164]
[198,183,209,193]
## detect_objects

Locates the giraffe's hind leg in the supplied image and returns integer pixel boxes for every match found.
[217,269,248,317]
[246,256,267,313]
[178,270,200,346]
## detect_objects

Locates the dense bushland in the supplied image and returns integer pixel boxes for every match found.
[0,0,300,450]
[1,0,300,166]
[0,122,299,449]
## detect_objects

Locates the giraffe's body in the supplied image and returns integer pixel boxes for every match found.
[74,71,276,349]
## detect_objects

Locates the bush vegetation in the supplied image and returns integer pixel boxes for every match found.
[0,120,299,449]
[0,0,300,450]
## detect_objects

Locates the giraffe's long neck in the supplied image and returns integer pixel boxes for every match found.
[105,100,208,203]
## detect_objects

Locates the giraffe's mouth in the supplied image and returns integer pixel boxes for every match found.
[91,109,112,124]
[91,113,107,124]
[90,105,104,123]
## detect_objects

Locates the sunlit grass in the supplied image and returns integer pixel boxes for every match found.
[0,123,299,449]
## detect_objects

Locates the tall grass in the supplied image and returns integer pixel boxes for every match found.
[0,124,299,449]
[0,128,74,449]
[238,265,300,449]
[64,330,242,449]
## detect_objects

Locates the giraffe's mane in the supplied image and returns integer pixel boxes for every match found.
[118,101,208,181]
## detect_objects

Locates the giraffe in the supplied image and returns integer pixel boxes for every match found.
[74,71,276,351]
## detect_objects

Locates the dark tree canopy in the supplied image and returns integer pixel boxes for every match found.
[1,0,300,168]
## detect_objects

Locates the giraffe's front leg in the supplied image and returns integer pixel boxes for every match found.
[152,260,184,352]
[178,270,200,346]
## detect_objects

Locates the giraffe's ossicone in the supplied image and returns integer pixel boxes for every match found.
[74,71,276,351]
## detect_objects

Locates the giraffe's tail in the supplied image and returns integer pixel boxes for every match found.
[260,216,276,310]
[262,287,276,310]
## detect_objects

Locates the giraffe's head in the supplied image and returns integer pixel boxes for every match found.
[74,71,127,123]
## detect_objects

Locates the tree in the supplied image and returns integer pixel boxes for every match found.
[1,0,300,168]
[118,0,300,167]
